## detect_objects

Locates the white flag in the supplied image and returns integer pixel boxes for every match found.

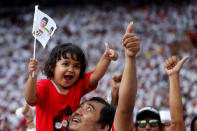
[32,5,57,48]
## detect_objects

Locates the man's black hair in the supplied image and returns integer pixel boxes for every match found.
[88,97,115,131]
[191,116,197,131]
[42,43,87,79]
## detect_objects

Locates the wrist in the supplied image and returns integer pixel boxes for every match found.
[29,74,37,79]
[169,73,179,80]
[103,54,112,61]
[125,51,136,58]
[125,54,136,61]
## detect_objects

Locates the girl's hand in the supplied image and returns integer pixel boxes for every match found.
[28,58,39,77]
[104,42,118,61]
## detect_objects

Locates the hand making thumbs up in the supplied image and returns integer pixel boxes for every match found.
[164,56,189,76]
[104,42,118,61]
[122,22,140,57]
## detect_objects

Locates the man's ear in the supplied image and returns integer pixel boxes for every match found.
[97,124,110,131]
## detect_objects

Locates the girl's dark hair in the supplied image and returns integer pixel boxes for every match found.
[42,43,87,79]
[191,116,197,131]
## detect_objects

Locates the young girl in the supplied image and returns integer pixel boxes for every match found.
[25,43,118,131]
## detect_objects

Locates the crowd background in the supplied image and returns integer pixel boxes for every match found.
[0,0,197,130]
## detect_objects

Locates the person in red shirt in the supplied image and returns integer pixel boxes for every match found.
[25,42,118,131]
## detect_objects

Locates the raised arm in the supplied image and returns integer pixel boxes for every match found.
[164,56,189,131]
[24,58,39,104]
[22,104,35,129]
[22,104,31,114]
[89,43,118,87]
[111,74,122,108]
[114,22,140,131]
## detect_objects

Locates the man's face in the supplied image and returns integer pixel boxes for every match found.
[136,117,161,131]
[161,120,171,131]
[40,19,47,28]
[68,100,105,131]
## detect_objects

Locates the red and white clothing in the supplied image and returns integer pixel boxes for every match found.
[31,71,97,131]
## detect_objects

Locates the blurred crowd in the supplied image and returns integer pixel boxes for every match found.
[0,1,197,130]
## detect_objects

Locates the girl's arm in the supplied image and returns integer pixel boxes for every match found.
[89,43,118,87]
[24,58,38,104]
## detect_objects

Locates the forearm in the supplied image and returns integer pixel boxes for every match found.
[25,75,37,104]
[114,56,137,130]
[118,56,137,114]
[169,74,185,128]
[111,91,119,107]
[89,54,111,87]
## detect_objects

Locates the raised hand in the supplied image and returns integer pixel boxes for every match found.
[164,56,189,76]
[28,58,39,77]
[111,74,122,107]
[122,22,140,57]
[112,74,122,90]
[104,42,118,61]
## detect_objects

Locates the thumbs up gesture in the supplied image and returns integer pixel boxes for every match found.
[164,56,189,76]
[104,42,118,61]
[122,22,140,57]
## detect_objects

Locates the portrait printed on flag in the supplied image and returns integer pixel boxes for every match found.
[32,6,57,48]
[33,16,56,41]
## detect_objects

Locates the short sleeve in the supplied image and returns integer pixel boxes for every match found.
[81,71,98,95]
[30,79,48,106]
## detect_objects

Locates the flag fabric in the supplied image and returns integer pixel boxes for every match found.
[32,5,57,48]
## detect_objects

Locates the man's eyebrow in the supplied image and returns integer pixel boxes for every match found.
[88,103,95,110]
[79,102,84,107]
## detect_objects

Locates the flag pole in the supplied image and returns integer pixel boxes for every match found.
[33,37,36,59]
[32,5,38,78]
[32,37,37,77]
